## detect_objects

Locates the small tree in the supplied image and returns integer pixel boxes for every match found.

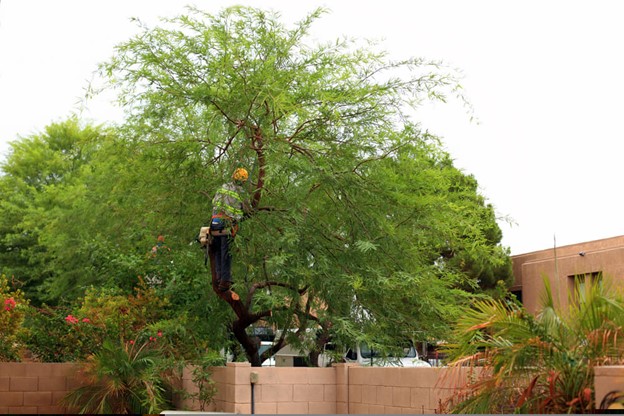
[0,118,113,304]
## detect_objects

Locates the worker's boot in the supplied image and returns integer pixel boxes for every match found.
[218,280,232,292]
[218,280,239,301]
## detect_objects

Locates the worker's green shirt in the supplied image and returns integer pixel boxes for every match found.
[212,182,244,221]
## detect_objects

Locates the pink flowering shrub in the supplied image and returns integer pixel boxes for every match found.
[23,304,104,362]
[23,278,194,362]
[4,297,16,311]
[0,274,29,361]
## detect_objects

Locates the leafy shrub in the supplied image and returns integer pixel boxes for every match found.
[21,304,103,362]
[0,274,29,361]
[182,351,224,410]
[62,337,176,414]
[75,281,169,342]
[23,277,216,363]
[443,278,624,413]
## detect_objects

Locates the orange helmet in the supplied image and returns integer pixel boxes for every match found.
[233,168,249,182]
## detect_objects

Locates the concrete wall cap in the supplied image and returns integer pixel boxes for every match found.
[225,362,251,367]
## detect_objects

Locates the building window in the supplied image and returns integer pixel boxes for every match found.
[568,271,602,303]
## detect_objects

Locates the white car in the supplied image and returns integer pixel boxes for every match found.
[260,341,276,366]
[321,342,431,368]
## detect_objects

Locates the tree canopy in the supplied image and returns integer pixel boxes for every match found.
[0,6,512,366]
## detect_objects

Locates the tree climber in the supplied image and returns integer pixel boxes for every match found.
[209,167,249,293]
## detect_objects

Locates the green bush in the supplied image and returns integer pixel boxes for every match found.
[62,337,176,414]
[0,274,29,361]
[443,278,624,413]
[22,277,217,363]
[21,304,103,362]
[75,282,169,342]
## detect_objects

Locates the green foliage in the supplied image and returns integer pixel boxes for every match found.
[0,274,29,361]
[0,5,514,364]
[21,304,103,362]
[0,118,114,304]
[443,277,624,413]
[182,352,224,411]
[21,278,219,362]
[61,338,176,414]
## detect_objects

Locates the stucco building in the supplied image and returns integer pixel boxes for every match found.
[511,235,624,314]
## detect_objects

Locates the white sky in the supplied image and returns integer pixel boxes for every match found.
[1,0,623,256]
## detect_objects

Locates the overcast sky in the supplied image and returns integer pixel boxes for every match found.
[1,0,623,255]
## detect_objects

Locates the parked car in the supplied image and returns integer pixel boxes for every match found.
[318,341,431,368]
[260,341,276,366]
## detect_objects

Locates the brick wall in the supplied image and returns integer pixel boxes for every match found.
[594,366,624,410]
[2,361,616,413]
[3,361,473,414]
[0,363,80,414]
[346,366,475,414]
[177,362,471,414]
[177,362,338,414]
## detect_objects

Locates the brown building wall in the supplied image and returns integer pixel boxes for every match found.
[512,235,624,314]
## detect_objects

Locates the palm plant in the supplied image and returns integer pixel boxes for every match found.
[62,338,175,414]
[443,277,624,413]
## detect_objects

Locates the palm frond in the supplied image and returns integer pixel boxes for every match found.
[445,275,624,413]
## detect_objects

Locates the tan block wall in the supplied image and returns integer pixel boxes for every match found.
[345,366,471,414]
[177,363,472,414]
[178,362,338,414]
[594,366,624,410]
[0,363,81,414]
[1,362,476,414]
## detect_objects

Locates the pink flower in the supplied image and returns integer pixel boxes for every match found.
[4,297,16,311]
[81,318,90,323]
[583,388,592,403]
[129,340,135,345]
[65,314,79,324]
[157,331,163,337]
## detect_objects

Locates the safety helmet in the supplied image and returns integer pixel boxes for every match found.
[232,167,249,182]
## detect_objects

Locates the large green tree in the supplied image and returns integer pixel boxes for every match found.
[0,118,108,302]
[1,6,512,366]
[97,5,511,366]
[0,118,231,352]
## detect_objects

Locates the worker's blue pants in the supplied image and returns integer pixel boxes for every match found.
[212,234,233,283]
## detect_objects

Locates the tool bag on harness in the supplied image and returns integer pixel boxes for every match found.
[197,214,229,248]
[198,226,211,247]
[197,215,239,266]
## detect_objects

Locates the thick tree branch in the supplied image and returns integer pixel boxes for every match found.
[209,119,246,164]
[248,124,266,210]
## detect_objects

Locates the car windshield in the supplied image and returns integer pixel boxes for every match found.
[259,343,273,356]
[359,342,417,359]
[401,346,417,358]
